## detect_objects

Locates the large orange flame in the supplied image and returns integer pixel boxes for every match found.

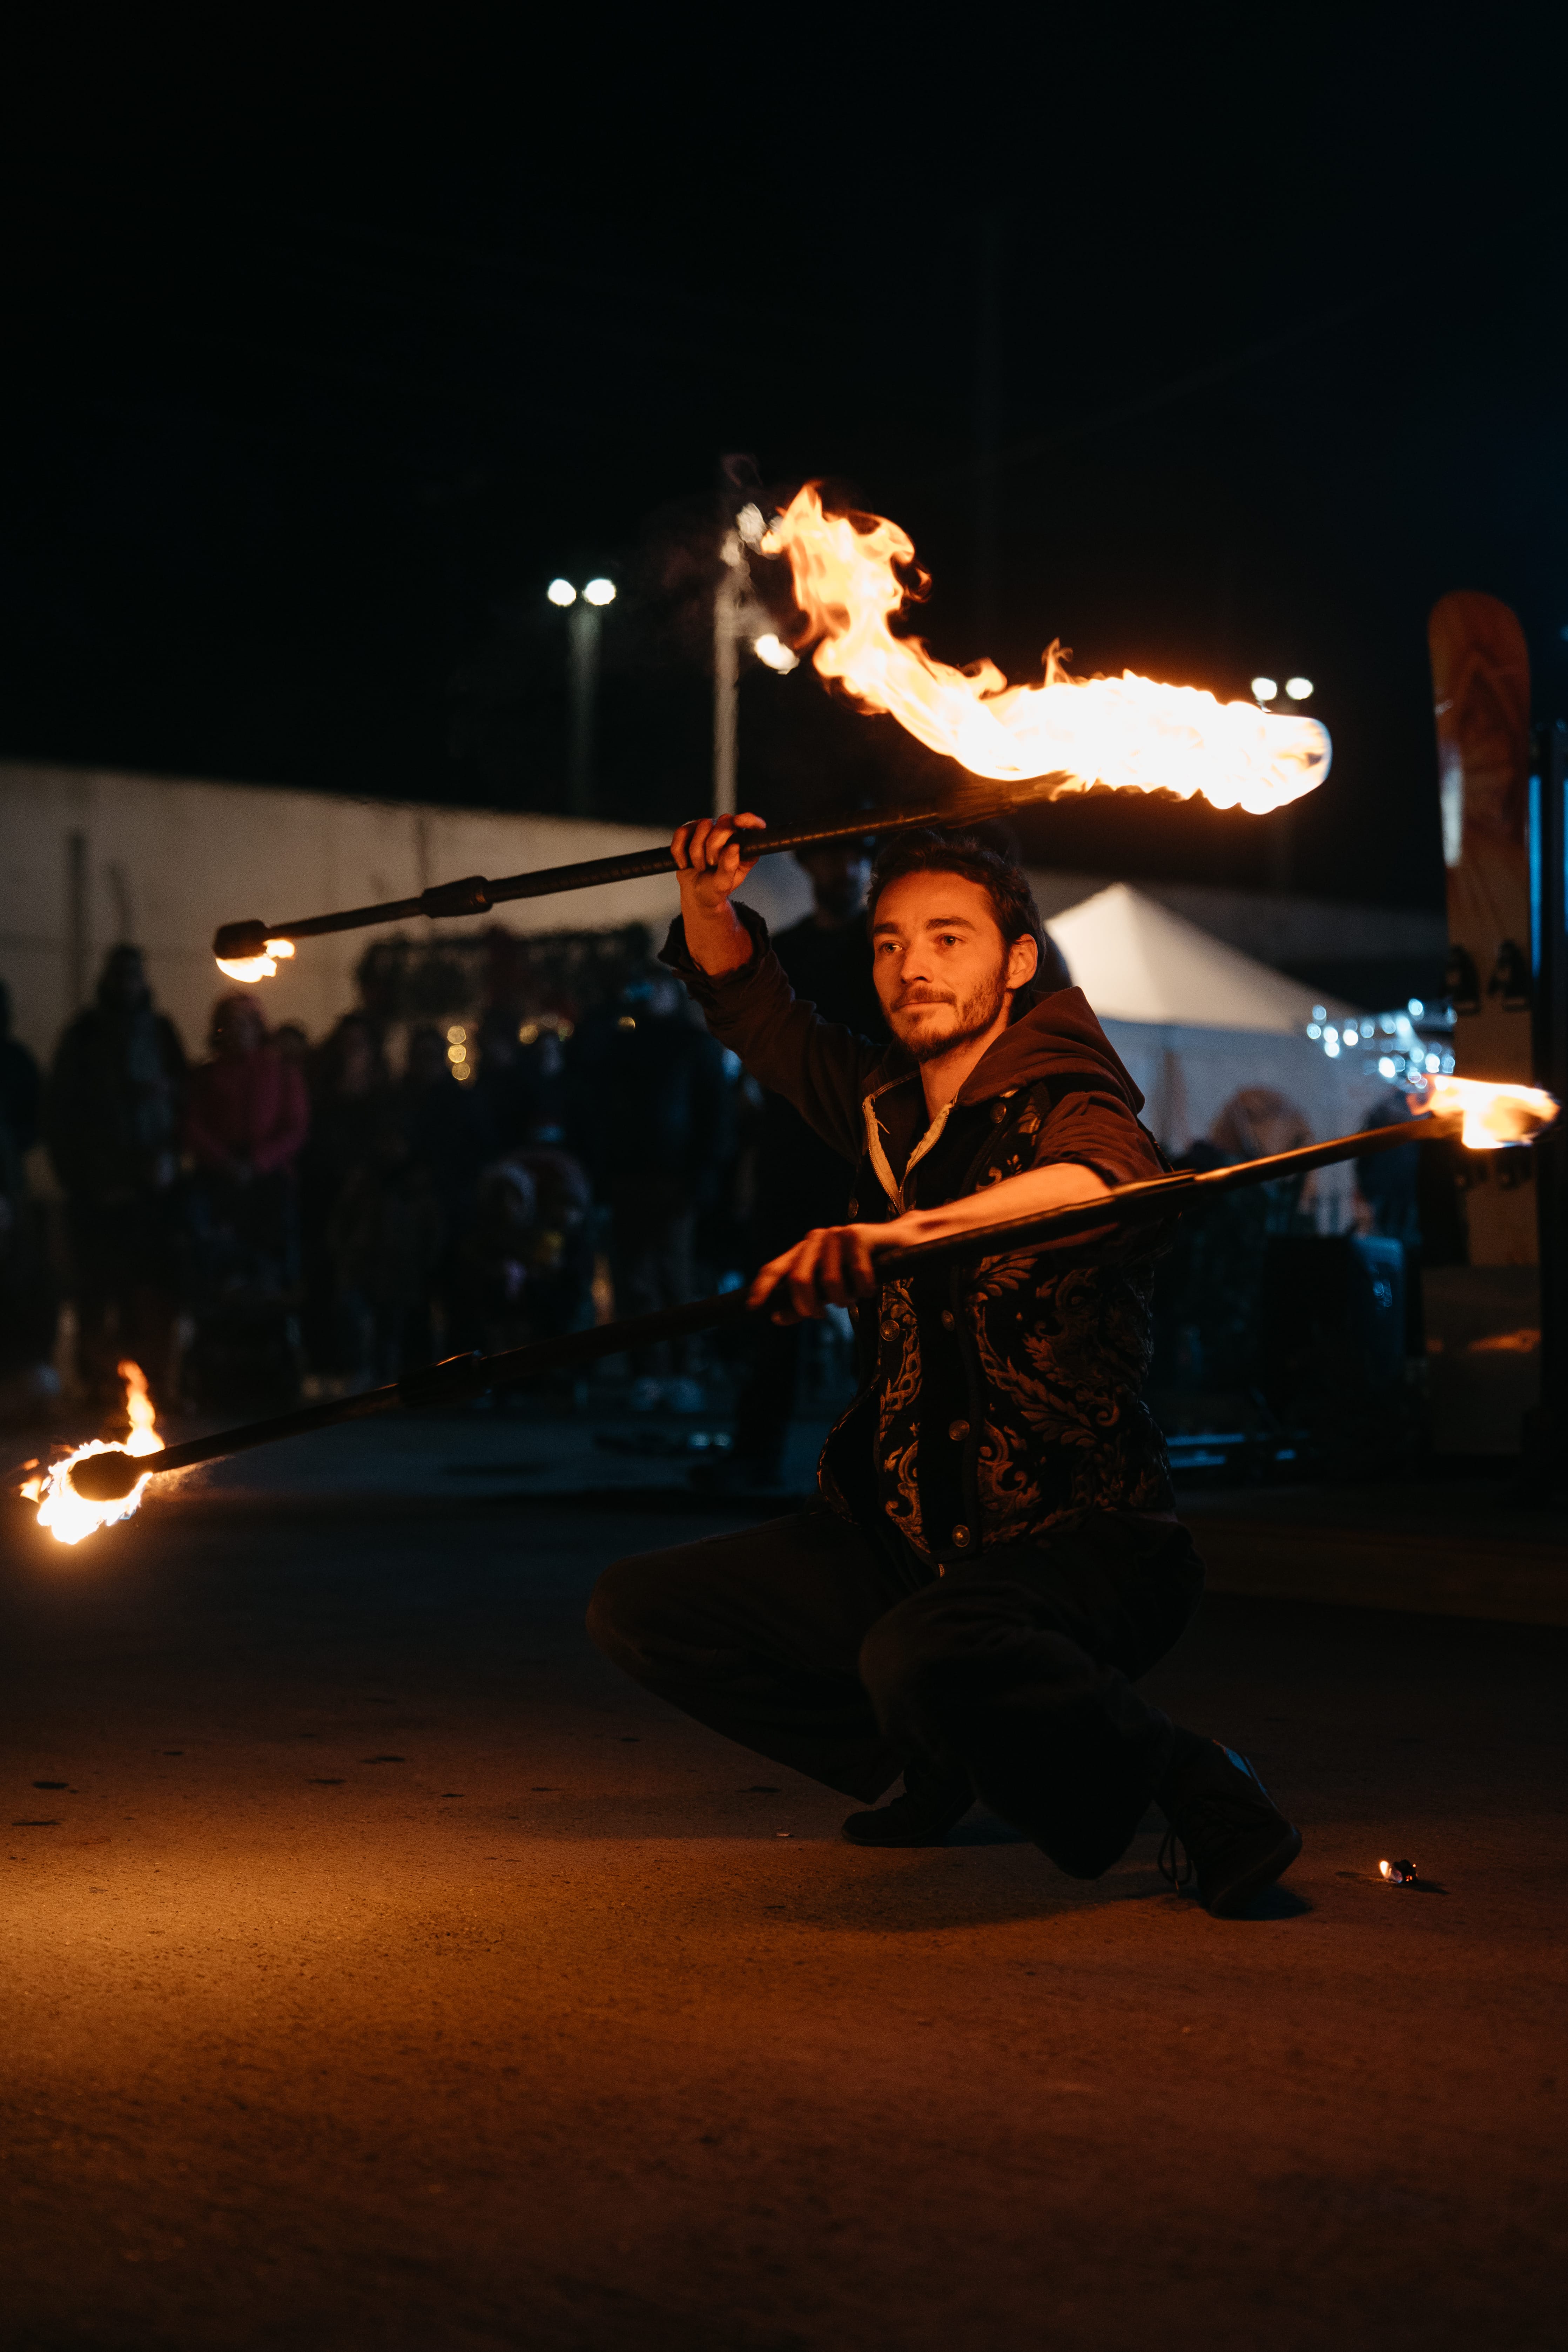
[1408,1073,1559,1151]
[22,1360,164,1545]
[762,486,1331,815]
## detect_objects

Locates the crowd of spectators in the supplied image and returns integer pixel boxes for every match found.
[0,938,747,1420]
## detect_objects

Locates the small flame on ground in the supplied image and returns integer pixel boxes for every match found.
[216,938,296,984]
[1407,1073,1559,1150]
[120,1358,164,1458]
[23,1360,163,1544]
[761,486,1332,815]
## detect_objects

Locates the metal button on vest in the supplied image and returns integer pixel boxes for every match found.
[951,1524,972,1548]
[948,1418,970,1443]
[989,1099,1007,1124]
[939,1307,956,1330]
[880,1318,898,1342]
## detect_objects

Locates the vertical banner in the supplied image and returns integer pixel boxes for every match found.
[1428,590,1537,1267]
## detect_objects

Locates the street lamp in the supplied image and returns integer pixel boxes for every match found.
[547,577,617,817]
[1251,673,1315,708]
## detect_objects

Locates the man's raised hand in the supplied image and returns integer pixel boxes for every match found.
[671,812,766,901]
[671,813,767,975]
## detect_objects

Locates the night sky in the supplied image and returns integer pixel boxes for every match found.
[4,15,1566,910]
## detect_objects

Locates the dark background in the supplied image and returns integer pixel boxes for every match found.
[4,11,1566,908]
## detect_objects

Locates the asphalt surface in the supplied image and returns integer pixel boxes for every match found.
[4,1447,1566,2351]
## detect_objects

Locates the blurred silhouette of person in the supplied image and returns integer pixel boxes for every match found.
[398,1023,493,1238]
[271,1019,311,1075]
[568,967,732,1408]
[328,1112,445,1381]
[0,976,57,1413]
[1209,1087,1312,1169]
[0,978,42,1156]
[1355,1090,1422,1247]
[451,1160,539,1354]
[300,1013,390,1370]
[46,944,186,1404]
[517,1145,594,1328]
[1151,1086,1312,1395]
[452,1147,595,1359]
[474,1010,567,1154]
[185,993,310,1297]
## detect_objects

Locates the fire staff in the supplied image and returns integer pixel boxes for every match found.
[588,815,1303,1916]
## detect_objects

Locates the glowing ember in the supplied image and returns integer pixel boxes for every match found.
[762,486,1332,814]
[216,937,296,983]
[1407,1073,1559,1150]
[22,1360,163,1545]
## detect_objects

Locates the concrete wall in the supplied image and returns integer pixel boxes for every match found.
[0,761,814,1067]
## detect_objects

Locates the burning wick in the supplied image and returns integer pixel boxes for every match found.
[215,938,296,984]
[22,1360,164,1543]
[1406,1073,1558,1151]
[1379,1859,1419,1886]
[761,486,1333,815]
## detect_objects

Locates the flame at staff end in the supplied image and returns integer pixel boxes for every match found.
[21,1359,164,1544]
[761,485,1332,816]
[215,938,295,984]
[1408,1073,1559,1151]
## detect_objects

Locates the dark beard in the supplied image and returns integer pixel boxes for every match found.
[898,961,1009,1064]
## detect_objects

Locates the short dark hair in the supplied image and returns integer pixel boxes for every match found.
[865,830,1069,1012]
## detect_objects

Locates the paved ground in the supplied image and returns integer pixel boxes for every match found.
[4,1426,1567,2350]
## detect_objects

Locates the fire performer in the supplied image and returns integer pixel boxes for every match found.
[588,813,1302,1916]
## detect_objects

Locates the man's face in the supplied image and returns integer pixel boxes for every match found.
[870,871,1037,1064]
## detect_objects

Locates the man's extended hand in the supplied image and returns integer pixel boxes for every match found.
[671,813,767,976]
[749,1221,894,1322]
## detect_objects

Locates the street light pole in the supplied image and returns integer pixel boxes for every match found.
[568,601,601,819]
[549,576,616,820]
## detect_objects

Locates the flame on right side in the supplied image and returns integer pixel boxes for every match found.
[1408,1073,1559,1150]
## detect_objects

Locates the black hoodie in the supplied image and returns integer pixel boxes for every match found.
[662,909,1175,1562]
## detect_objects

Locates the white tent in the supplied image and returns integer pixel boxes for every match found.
[1038,882,1382,1171]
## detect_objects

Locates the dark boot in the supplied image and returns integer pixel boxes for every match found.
[1157,1734,1302,1917]
[842,1754,974,1847]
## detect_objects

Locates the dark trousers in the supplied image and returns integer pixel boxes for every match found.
[588,1507,1204,1879]
[67,1193,181,1404]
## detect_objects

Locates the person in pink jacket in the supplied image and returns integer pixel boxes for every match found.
[185,995,311,1313]
[187,995,310,1181]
